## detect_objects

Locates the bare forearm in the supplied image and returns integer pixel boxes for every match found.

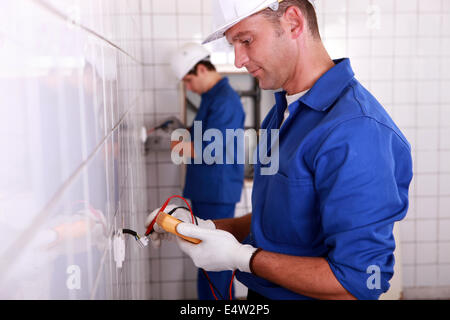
[171,141,196,158]
[251,250,356,300]
[213,213,251,243]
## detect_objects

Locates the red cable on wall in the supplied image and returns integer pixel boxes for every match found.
[145,195,235,300]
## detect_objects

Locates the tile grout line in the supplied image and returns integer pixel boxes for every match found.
[0,93,140,282]
[32,0,145,66]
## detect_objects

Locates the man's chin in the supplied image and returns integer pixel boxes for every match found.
[255,78,277,91]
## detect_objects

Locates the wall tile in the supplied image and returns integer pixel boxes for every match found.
[438,243,450,264]
[155,89,180,113]
[141,15,153,39]
[417,105,439,128]
[416,219,438,242]
[152,15,177,39]
[154,65,178,89]
[440,175,450,196]
[443,14,450,36]
[395,38,417,57]
[416,129,439,151]
[415,151,438,174]
[153,40,178,64]
[402,265,416,287]
[161,281,184,299]
[416,243,438,264]
[402,243,416,265]
[439,197,450,218]
[438,220,450,241]
[416,197,438,219]
[437,265,450,286]
[396,0,418,13]
[178,15,203,39]
[418,14,441,37]
[347,0,370,13]
[177,0,202,14]
[416,175,438,197]
[152,0,176,14]
[400,220,416,242]
[440,128,450,150]
[157,163,181,187]
[395,14,418,37]
[416,265,438,287]
[160,258,184,281]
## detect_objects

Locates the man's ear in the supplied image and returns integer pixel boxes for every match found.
[283,6,305,39]
[196,63,207,74]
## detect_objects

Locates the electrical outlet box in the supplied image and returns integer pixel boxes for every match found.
[113,230,125,268]
[140,126,148,144]
[145,135,170,152]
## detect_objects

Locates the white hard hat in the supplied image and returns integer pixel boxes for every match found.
[203,0,316,44]
[170,43,211,80]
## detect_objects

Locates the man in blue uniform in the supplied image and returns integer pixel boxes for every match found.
[150,0,413,300]
[146,43,245,300]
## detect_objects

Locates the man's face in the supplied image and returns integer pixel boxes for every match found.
[182,73,204,95]
[225,13,295,90]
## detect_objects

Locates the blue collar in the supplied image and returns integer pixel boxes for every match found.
[275,58,355,113]
[201,77,229,100]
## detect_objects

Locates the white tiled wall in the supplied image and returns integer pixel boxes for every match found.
[0,0,149,299]
[1,0,448,300]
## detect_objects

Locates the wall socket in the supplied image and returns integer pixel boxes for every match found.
[113,230,125,268]
[145,135,171,153]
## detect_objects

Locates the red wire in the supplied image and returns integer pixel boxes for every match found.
[145,195,195,236]
[148,195,235,300]
[202,269,219,300]
[159,195,195,224]
[229,270,236,300]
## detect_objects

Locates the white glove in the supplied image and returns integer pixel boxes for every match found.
[144,204,215,248]
[175,223,258,272]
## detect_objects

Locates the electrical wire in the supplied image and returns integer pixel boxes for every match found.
[122,229,138,237]
[202,269,223,300]
[121,228,148,247]
[229,270,236,300]
[116,196,236,300]
[147,195,235,300]
[147,120,174,135]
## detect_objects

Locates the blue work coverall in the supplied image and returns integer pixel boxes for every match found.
[183,77,245,300]
[236,58,413,300]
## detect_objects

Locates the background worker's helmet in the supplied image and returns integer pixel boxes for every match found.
[170,43,211,80]
[203,0,316,44]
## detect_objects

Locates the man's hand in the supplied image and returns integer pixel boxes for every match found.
[145,205,215,248]
[175,223,258,272]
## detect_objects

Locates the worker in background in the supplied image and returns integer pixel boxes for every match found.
[148,0,413,300]
[146,43,245,300]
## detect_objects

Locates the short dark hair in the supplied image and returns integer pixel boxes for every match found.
[260,0,320,39]
[187,60,216,76]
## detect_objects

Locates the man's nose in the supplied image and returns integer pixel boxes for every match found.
[234,45,250,69]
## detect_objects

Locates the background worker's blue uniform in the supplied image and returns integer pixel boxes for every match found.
[236,59,413,300]
[183,77,245,300]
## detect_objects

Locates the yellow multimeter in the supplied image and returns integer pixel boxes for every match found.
[156,212,201,244]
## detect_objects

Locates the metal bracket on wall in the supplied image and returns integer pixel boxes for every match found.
[144,135,171,154]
